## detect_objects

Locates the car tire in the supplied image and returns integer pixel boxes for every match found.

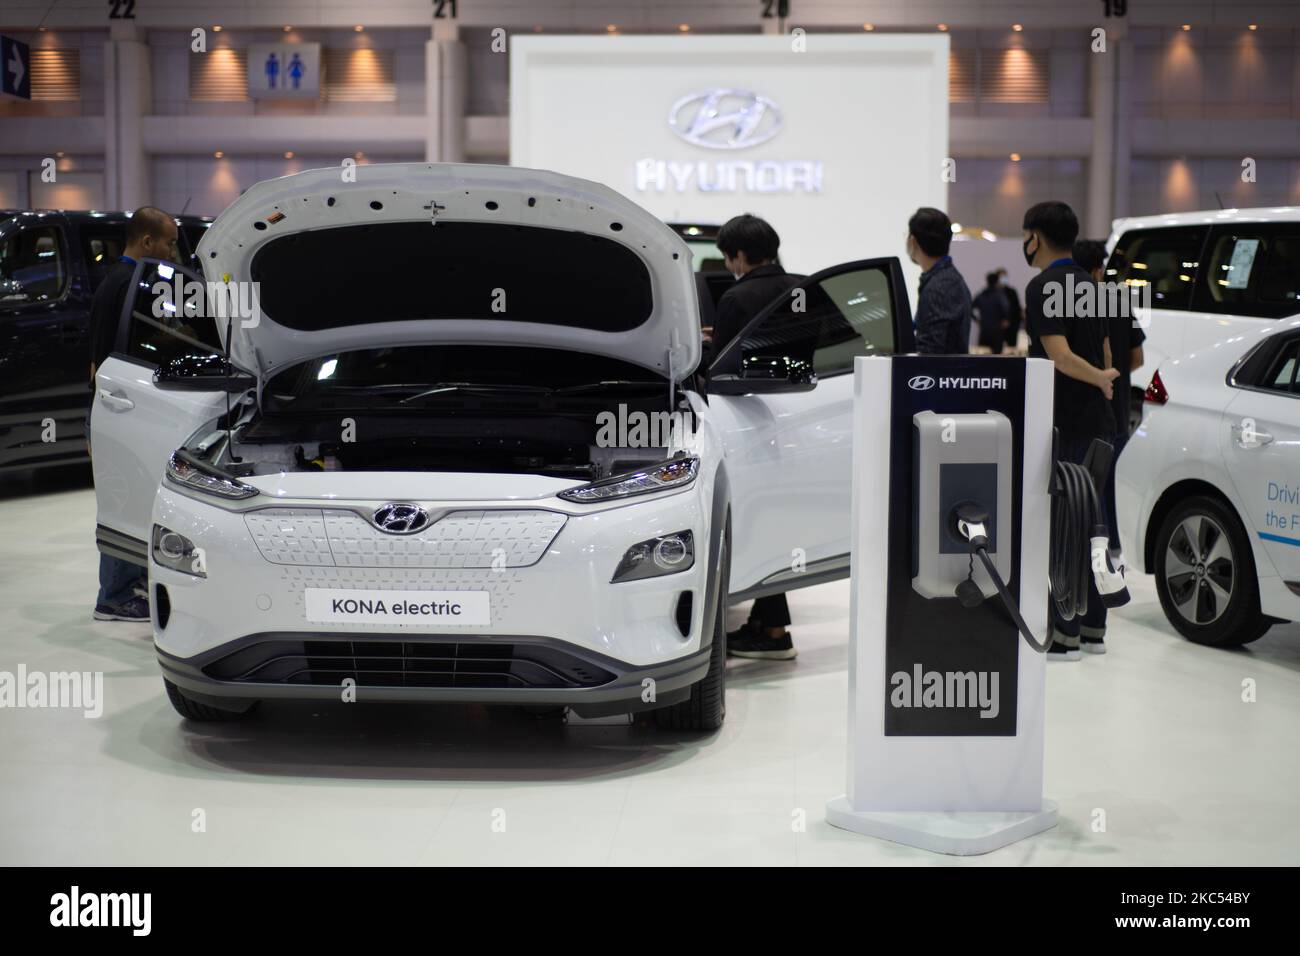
[1153,495,1272,648]
[164,679,259,722]
[654,517,729,732]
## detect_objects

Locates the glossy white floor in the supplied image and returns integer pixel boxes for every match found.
[2,466,1298,866]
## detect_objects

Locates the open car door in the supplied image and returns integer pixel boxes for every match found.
[91,258,247,566]
[707,257,914,601]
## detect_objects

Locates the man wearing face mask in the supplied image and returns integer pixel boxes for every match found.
[708,214,803,362]
[710,214,804,660]
[1021,201,1119,659]
[907,207,972,355]
[88,206,180,623]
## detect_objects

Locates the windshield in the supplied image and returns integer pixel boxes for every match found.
[250,220,654,333]
[262,345,665,413]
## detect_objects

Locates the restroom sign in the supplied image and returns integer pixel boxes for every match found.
[247,42,321,99]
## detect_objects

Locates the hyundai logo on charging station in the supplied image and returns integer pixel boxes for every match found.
[908,375,1007,391]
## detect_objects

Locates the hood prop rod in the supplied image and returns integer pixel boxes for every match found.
[223,313,240,462]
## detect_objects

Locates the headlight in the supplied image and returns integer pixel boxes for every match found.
[166,450,258,500]
[611,531,695,583]
[152,525,207,577]
[559,456,699,503]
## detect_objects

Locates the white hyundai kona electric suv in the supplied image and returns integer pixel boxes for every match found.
[90,163,914,730]
[1116,316,1300,647]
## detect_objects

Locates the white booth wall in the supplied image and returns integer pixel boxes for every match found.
[510,34,949,288]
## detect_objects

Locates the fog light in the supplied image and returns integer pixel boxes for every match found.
[152,525,206,578]
[158,531,188,561]
[654,535,690,569]
[612,531,694,583]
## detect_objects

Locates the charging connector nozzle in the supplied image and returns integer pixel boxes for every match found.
[952,503,990,549]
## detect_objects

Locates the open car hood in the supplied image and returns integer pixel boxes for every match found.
[197,163,701,382]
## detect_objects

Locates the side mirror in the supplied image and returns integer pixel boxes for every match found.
[710,354,817,395]
[155,353,255,393]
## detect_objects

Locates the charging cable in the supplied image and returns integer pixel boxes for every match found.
[952,449,1130,654]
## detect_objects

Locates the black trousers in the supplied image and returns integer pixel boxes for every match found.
[747,593,791,628]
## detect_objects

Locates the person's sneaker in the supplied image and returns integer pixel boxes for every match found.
[92,596,150,622]
[1047,640,1081,661]
[727,625,797,661]
[1080,635,1107,655]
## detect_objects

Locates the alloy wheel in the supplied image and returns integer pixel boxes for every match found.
[1164,513,1235,625]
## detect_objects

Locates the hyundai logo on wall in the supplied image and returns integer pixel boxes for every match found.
[908,375,936,391]
[372,503,430,534]
[668,89,783,150]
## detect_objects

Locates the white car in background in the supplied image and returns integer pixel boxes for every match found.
[89,163,915,728]
[1116,318,1300,646]
[1104,206,1300,422]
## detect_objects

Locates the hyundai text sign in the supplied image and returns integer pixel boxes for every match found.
[247,43,320,99]
[510,35,949,276]
[1,35,31,101]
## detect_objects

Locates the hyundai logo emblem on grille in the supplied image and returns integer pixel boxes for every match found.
[908,375,936,391]
[372,503,430,534]
[667,88,783,150]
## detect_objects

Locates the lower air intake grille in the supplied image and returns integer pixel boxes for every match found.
[201,638,615,689]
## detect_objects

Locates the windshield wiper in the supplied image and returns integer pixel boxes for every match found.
[397,382,553,405]
[554,380,663,394]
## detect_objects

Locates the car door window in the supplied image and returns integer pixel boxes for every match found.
[1105,227,1204,311]
[1193,225,1300,319]
[1259,338,1299,394]
[79,223,128,291]
[123,261,224,367]
[724,262,903,379]
[0,225,68,304]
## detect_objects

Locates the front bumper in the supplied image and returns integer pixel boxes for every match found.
[157,632,711,717]
[150,479,713,706]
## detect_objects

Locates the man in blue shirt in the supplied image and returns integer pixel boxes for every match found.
[907,207,973,354]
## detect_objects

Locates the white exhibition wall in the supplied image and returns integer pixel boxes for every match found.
[510,34,949,291]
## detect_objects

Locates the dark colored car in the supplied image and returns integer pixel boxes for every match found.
[0,209,212,471]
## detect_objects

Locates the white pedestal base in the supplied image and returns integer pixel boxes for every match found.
[825,796,1058,856]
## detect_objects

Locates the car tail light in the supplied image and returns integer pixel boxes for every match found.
[1144,369,1169,406]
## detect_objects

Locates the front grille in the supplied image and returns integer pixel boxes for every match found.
[201,638,616,689]
[244,508,566,569]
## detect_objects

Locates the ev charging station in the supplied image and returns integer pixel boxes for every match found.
[827,354,1059,855]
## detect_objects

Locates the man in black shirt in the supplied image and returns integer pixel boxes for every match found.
[907,207,972,354]
[1074,237,1146,570]
[1021,202,1119,659]
[972,272,1010,351]
[996,267,1023,352]
[710,214,802,661]
[89,206,179,622]
[709,214,803,361]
